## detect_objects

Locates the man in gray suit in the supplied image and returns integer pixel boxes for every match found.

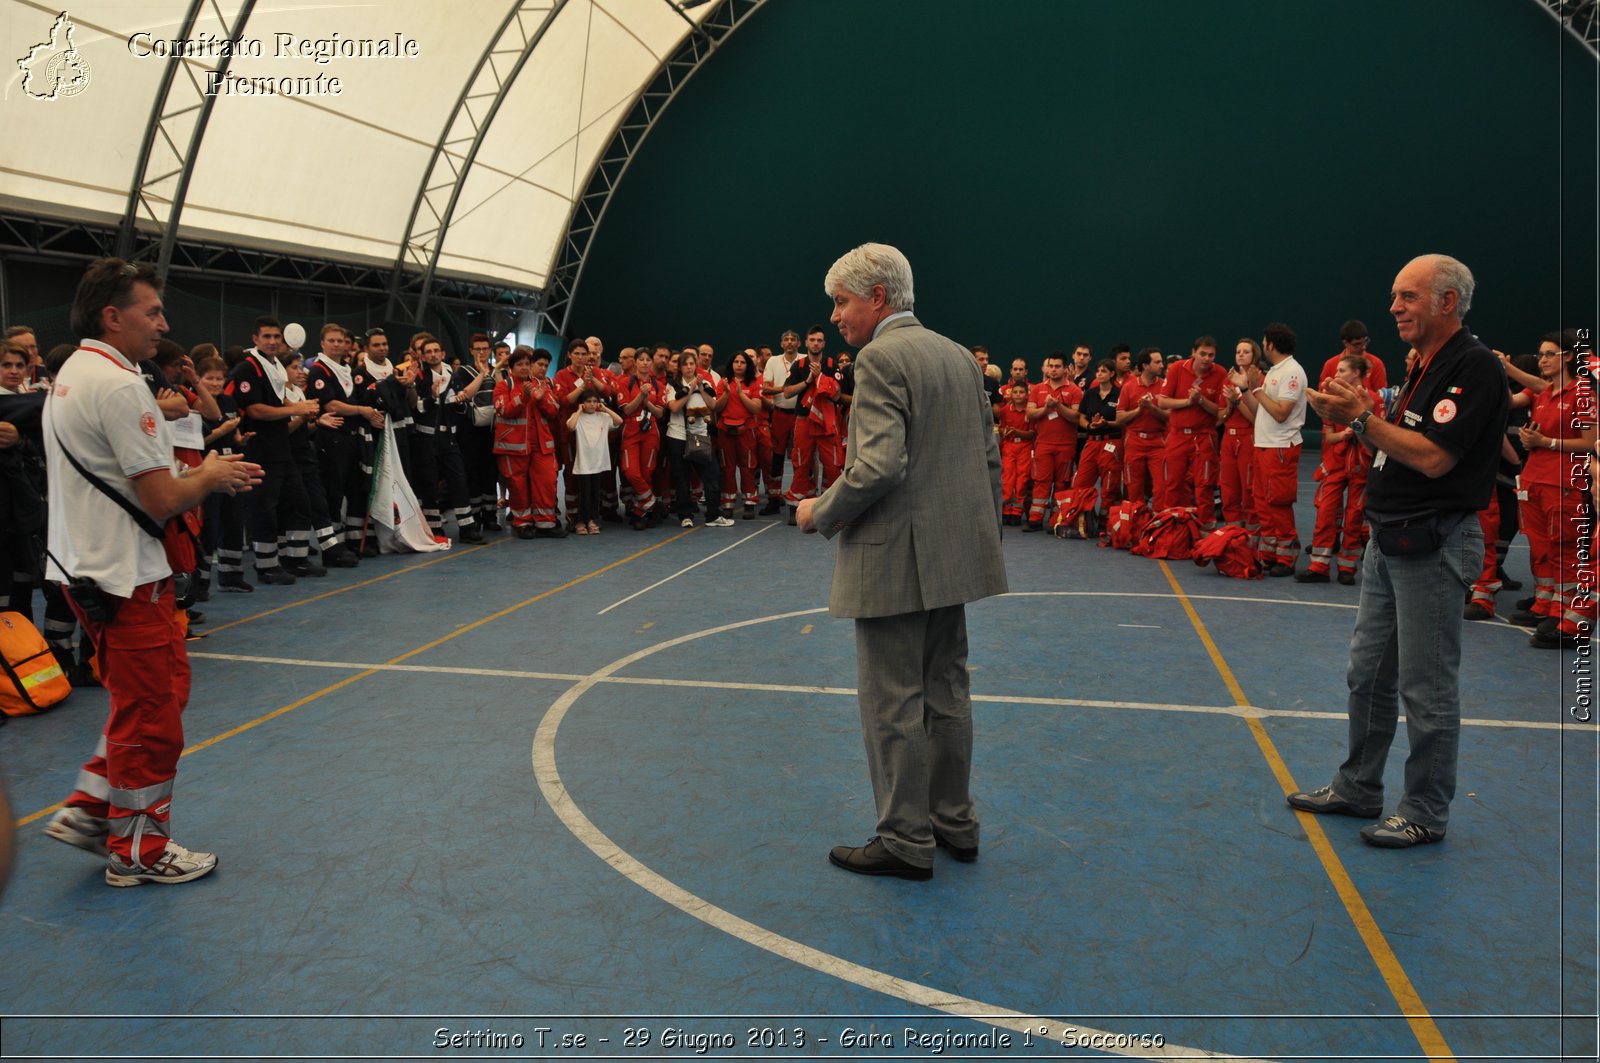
[797,243,1008,880]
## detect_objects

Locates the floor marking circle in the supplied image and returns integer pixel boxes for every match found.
[533,603,1271,1062]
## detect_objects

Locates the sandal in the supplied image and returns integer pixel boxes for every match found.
[575,524,590,535]
[587,521,601,535]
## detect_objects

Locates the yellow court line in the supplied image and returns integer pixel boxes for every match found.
[1156,560,1457,1063]
[200,537,511,636]
[13,530,695,830]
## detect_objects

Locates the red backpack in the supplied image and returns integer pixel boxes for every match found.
[1105,500,1152,550]
[1051,486,1100,539]
[1193,526,1263,579]
[1130,506,1204,560]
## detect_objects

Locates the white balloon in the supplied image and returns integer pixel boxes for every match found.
[283,322,306,350]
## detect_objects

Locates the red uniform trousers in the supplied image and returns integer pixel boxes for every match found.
[1307,443,1354,574]
[1469,491,1502,615]
[1000,440,1032,518]
[1158,428,1218,524]
[1334,450,1373,576]
[1252,444,1301,566]
[620,432,660,517]
[769,408,798,488]
[1029,443,1077,524]
[63,579,189,867]
[1121,430,1165,505]
[1070,437,1122,508]
[718,425,760,511]
[500,452,561,528]
[1524,481,1597,635]
[785,418,842,504]
[1218,426,1256,533]
[756,418,781,501]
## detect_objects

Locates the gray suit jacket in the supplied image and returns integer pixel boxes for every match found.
[813,315,1007,619]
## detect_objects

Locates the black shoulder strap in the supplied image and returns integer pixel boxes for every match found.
[48,410,166,540]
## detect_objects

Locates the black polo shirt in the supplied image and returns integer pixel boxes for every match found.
[227,353,290,462]
[1079,382,1121,438]
[1365,327,1508,515]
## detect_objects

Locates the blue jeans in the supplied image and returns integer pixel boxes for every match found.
[1333,516,1483,832]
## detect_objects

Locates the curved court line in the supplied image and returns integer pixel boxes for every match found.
[533,607,1270,1063]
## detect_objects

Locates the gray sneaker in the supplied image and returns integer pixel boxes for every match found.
[1360,815,1444,848]
[1286,785,1382,819]
[43,806,109,856]
[105,841,218,887]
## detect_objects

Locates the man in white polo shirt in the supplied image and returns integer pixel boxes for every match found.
[41,258,260,887]
[1231,322,1308,575]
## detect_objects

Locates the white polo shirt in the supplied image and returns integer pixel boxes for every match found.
[44,340,175,597]
[763,353,798,410]
[1254,355,1308,448]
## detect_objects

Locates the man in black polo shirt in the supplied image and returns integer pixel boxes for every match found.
[1290,254,1508,849]
[227,318,321,585]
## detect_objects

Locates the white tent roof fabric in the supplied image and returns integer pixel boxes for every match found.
[2,0,717,292]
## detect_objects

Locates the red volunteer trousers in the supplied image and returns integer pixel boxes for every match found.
[786,418,842,504]
[1158,429,1218,525]
[499,452,560,527]
[620,433,659,517]
[718,426,760,509]
[1252,444,1301,566]
[1307,446,1353,573]
[1029,443,1077,523]
[1121,432,1164,505]
[1469,492,1502,614]
[1218,427,1256,530]
[1524,480,1596,634]
[1071,437,1122,507]
[1000,441,1032,517]
[63,579,189,866]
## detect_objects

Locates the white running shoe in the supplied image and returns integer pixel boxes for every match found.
[105,841,218,887]
[705,516,735,527]
[680,517,695,528]
[44,806,109,856]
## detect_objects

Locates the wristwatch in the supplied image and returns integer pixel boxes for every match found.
[1348,410,1373,435]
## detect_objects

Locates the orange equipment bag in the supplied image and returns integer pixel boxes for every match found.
[0,610,71,716]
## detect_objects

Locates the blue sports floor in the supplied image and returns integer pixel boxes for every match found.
[1,457,1596,1062]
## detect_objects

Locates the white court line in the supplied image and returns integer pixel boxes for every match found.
[532,608,1275,1063]
[189,652,1596,732]
[597,522,779,615]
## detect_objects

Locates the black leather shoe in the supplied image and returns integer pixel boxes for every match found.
[1514,595,1537,612]
[1463,602,1493,621]
[828,837,931,880]
[1023,521,1042,533]
[1508,609,1544,627]
[1267,563,1295,577]
[515,524,537,539]
[1532,626,1584,649]
[786,506,797,526]
[534,526,568,539]
[285,560,327,578]
[759,499,782,515]
[256,567,296,586]
[1294,569,1330,583]
[1498,568,1522,591]
[460,526,484,544]
[933,830,978,863]
[1337,571,1356,585]
[218,577,254,593]
[322,546,359,568]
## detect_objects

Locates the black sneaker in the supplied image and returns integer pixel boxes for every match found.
[1267,563,1295,577]
[1286,785,1382,819]
[285,560,326,578]
[1463,602,1493,621]
[1294,569,1330,583]
[256,567,296,586]
[1360,815,1444,848]
[1531,626,1584,649]
[218,577,254,593]
[322,546,359,568]
[1507,609,1544,627]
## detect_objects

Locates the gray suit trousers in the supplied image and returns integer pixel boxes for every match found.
[854,603,979,868]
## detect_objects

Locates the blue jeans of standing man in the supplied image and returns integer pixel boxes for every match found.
[1333,516,1483,832]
